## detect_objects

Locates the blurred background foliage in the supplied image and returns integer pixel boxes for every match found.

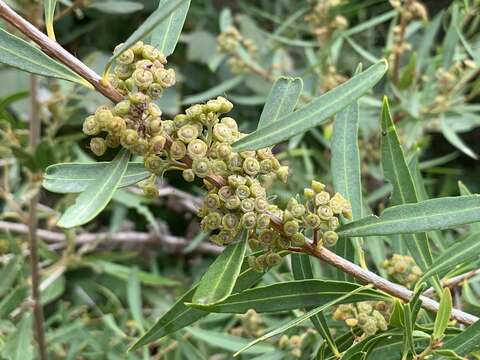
[0,0,479,358]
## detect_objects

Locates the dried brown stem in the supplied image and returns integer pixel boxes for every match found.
[0,0,477,326]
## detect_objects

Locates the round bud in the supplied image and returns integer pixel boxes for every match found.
[147,103,162,117]
[182,169,195,182]
[170,140,187,160]
[192,158,210,178]
[239,150,256,159]
[254,197,268,212]
[283,220,299,236]
[203,212,222,231]
[250,182,266,198]
[106,116,126,134]
[147,118,162,135]
[362,318,378,336]
[213,123,232,142]
[117,49,134,65]
[130,41,144,55]
[221,116,238,132]
[227,154,243,171]
[217,143,232,158]
[148,135,165,154]
[83,115,100,135]
[185,104,203,119]
[236,185,250,199]
[142,44,161,61]
[291,232,305,246]
[258,229,277,245]
[132,68,154,89]
[240,198,255,213]
[259,159,273,174]
[218,229,235,245]
[228,175,246,188]
[222,213,240,230]
[248,238,260,252]
[113,100,131,115]
[217,96,233,113]
[328,217,340,230]
[90,137,107,156]
[305,213,321,229]
[105,134,120,148]
[95,108,113,128]
[205,193,221,209]
[187,139,208,159]
[317,205,334,220]
[135,59,153,70]
[177,125,199,143]
[225,195,241,210]
[174,114,189,128]
[148,83,164,99]
[266,253,282,267]
[257,148,273,160]
[304,188,315,199]
[142,184,159,198]
[129,92,149,105]
[132,138,149,155]
[291,204,306,218]
[276,166,289,183]
[243,157,260,176]
[211,160,228,176]
[114,64,133,79]
[144,155,166,174]
[162,120,175,135]
[242,212,257,229]
[256,213,270,229]
[315,191,331,206]
[218,186,234,202]
[323,231,338,247]
[311,180,325,193]
[345,318,359,327]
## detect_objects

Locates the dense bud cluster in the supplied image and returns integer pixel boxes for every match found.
[230,309,264,338]
[333,301,391,336]
[278,330,316,358]
[382,254,422,288]
[305,0,348,43]
[217,25,257,74]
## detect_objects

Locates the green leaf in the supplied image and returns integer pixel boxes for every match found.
[433,288,452,341]
[416,232,480,285]
[151,0,191,56]
[338,195,480,238]
[0,27,89,87]
[44,0,58,40]
[191,232,248,305]
[105,0,185,71]
[331,81,365,275]
[441,117,478,160]
[0,285,28,319]
[57,149,130,228]
[232,60,388,151]
[441,319,480,356]
[291,254,338,356]
[130,251,285,350]
[127,268,145,332]
[181,75,244,105]
[219,8,233,32]
[381,98,440,294]
[189,279,388,313]
[89,1,144,14]
[234,284,370,356]
[257,77,303,130]
[43,161,149,194]
[0,256,20,298]
[397,53,416,90]
[1,314,34,360]
[458,181,480,232]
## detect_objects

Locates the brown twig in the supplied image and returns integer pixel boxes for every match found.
[423,268,480,298]
[0,0,477,326]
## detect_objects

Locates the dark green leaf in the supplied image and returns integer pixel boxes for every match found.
[441,319,480,356]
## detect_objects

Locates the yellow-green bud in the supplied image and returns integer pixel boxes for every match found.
[203,212,222,231]
[222,213,240,230]
[113,100,131,115]
[291,232,305,246]
[225,195,241,210]
[315,191,330,206]
[243,157,260,176]
[276,166,289,183]
[304,188,315,199]
[256,213,270,229]
[187,139,208,159]
[177,124,198,143]
[242,212,257,229]
[240,198,255,213]
[116,49,135,65]
[132,138,149,155]
[105,134,120,148]
[266,253,282,266]
[150,135,166,153]
[142,184,159,198]
[218,186,234,202]
[311,180,325,193]
[90,137,107,156]
[317,205,334,220]
[323,231,338,246]
[144,155,166,174]
[95,108,113,127]
[182,169,195,182]
[305,213,321,229]
[170,140,187,160]
[106,116,126,134]
[83,116,100,135]
[192,158,210,178]
[217,143,232,158]
[283,220,299,236]
[205,193,220,209]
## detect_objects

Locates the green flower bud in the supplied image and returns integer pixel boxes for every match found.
[250,182,266,198]
[291,204,306,218]
[174,114,189,128]
[266,253,282,267]
[242,212,257,229]
[114,64,133,79]
[222,213,240,230]
[218,186,234,202]
[205,193,221,209]
[192,158,210,178]
[147,118,162,135]
[256,213,270,229]
[149,135,165,154]
[221,116,238,132]
[161,120,175,135]
[217,96,233,113]
[83,115,100,135]
[328,217,340,230]
[225,195,241,210]
[315,191,330,206]
[135,59,153,69]
[218,229,235,244]
[317,205,334,220]
[362,318,378,336]
[345,318,358,328]
[259,159,273,174]
[185,104,203,119]
[217,143,232,158]
[116,49,135,65]
[248,255,257,269]
[276,166,289,183]
[228,154,243,172]
[213,123,232,142]
[94,108,113,128]
[243,157,260,176]
[283,209,294,222]
[142,184,159,198]
[147,103,162,117]
[291,232,305,246]
[187,139,208,159]
[129,92,149,105]
[258,229,277,245]
[323,231,338,247]
[236,185,250,199]
[148,83,164,99]
[240,198,255,213]
[142,44,161,61]
[90,137,107,156]
[311,180,325,193]
[132,68,154,88]
[105,134,120,148]
[124,78,135,91]
[257,148,273,160]
[132,138,149,155]
[329,193,348,215]
[205,99,222,113]
[157,68,176,88]
[248,238,260,252]
[106,116,126,134]
[182,169,195,182]
[239,150,256,159]
[228,175,246,188]
[304,188,315,199]
[170,140,187,160]
[177,124,199,143]
[203,212,222,231]
[113,100,131,115]
[283,220,299,236]
[144,155,166,174]
[211,159,228,176]
[305,213,321,229]
[254,197,268,212]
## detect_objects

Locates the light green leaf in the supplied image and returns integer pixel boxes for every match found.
[57,149,130,228]
[0,256,20,298]
[458,181,480,233]
[441,319,480,356]
[0,27,89,87]
[191,231,247,305]
[44,0,58,40]
[234,284,370,356]
[219,8,233,32]
[181,75,244,105]
[416,232,480,285]
[89,1,144,14]
[381,98,440,294]
[257,77,303,130]
[127,268,145,332]
[1,314,34,360]
[338,195,480,238]
[232,60,388,151]
[441,117,477,160]
[152,0,191,56]
[105,0,185,72]
[43,161,149,194]
[433,288,452,341]
[189,279,388,313]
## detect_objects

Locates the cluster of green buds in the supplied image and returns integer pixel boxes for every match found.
[278,330,316,358]
[305,0,348,43]
[230,309,264,338]
[332,301,391,336]
[382,254,422,289]
[216,25,257,74]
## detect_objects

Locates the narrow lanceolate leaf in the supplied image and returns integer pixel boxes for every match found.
[152,0,191,56]
[43,162,149,194]
[291,254,338,357]
[105,0,185,71]
[0,27,89,87]
[433,288,452,341]
[441,117,478,160]
[130,252,286,350]
[57,149,130,228]
[338,195,480,238]
[440,319,480,356]
[381,98,440,294]
[416,232,480,285]
[257,77,303,130]
[234,285,371,356]
[44,0,58,40]
[182,75,244,105]
[191,231,247,305]
[189,280,388,313]
[89,1,144,14]
[331,88,365,275]
[232,60,388,151]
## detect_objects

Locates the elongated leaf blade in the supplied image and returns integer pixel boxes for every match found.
[440,319,480,356]
[152,0,191,56]
[433,288,452,340]
[57,149,130,228]
[232,60,388,151]
[338,195,480,237]
[191,232,247,305]
[106,0,184,69]
[381,98,439,292]
[44,0,58,40]
[441,118,477,160]
[182,75,244,105]
[43,162,149,194]
[257,77,303,129]
[416,232,480,284]
[0,27,88,87]
[189,279,388,313]
[89,1,144,14]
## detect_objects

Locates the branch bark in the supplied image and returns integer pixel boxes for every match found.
[0,0,478,327]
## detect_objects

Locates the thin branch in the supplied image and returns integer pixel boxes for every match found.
[423,269,480,298]
[0,0,478,327]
